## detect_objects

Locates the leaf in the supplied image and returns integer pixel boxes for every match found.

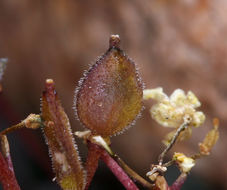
[75,35,143,137]
[41,79,86,190]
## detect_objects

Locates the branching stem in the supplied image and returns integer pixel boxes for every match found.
[158,120,190,165]
[113,154,154,189]
[100,150,139,190]
[86,136,153,189]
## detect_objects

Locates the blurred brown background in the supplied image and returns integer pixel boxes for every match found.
[0,0,226,189]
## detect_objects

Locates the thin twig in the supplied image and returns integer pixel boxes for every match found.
[162,160,175,168]
[0,123,24,136]
[190,153,202,160]
[158,120,190,165]
[113,154,154,189]
[0,114,41,136]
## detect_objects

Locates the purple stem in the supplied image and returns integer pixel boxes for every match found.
[0,152,20,190]
[85,142,102,190]
[100,150,139,190]
[170,173,187,190]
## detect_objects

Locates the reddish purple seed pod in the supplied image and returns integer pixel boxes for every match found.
[42,79,86,190]
[75,35,143,137]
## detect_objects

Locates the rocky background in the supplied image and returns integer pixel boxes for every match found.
[0,0,226,189]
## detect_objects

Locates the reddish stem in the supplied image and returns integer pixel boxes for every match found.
[1,136,15,174]
[0,152,20,190]
[85,142,103,190]
[153,176,169,190]
[100,150,139,190]
[170,173,187,190]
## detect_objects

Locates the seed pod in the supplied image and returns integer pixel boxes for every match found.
[41,79,86,190]
[75,35,143,137]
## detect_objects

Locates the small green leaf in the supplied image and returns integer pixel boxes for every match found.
[75,35,143,137]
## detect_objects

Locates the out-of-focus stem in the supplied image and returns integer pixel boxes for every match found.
[0,142,20,190]
[0,58,7,93]
[0,114,41,136]
[1,135,14,172]
[163,160,175,168]
[0,123,24,136]
[153,176,169,190]
[170,173,187,190]
[191,153,202,160]
[158,121,189,165]
[100,150,139,190]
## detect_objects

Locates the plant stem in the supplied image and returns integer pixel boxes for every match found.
[113,154,154,189]
[191,153,202,160]
[163,160,175,168]
[85,141,103,190]
[153,176,169,190]
[1,135,14,173]
[100,150,139,190]
[170,173,187,190]
[88,135,153,189]
[0,123,24,136]
[0,148,20,190]
[0,114,41,136]
[158,121,189,165]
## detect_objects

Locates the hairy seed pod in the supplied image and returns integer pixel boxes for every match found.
[42,79,86,190]
[75,35,143,137]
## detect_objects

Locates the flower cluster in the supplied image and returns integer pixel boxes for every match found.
[143,88,205,144]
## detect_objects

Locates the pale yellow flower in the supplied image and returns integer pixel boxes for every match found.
[144,88,205,143]
[173,152,195,173]
[144,88,205,128]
